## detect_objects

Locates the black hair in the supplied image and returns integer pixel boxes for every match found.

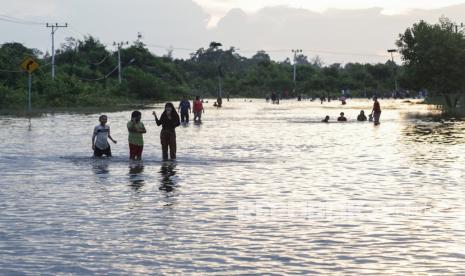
[131,110,141,119]
[195,96,200,100]
[165,102,176,110]
[164,102,179,118]
[99,114,107,120]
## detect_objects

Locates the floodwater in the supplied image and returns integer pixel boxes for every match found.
[1,99,465,275]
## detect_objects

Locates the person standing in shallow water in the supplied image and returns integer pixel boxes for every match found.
[127,111,146,160]
[178,96,191,123]
[371,96,381,125]
[153,103,181,160]
[92,115,117,157]
[193,96,204,123]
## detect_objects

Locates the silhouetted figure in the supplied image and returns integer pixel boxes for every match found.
[371,96,381,125]
[337,112,347,122]
[322,115,330,123]
[271,93,277,104]
[357,110,367,121]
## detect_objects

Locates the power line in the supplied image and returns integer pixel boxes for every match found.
[75,64,119,81]
[144,42,391,58]
[0,68,22,73]
[91,53,114,66]
[69,26,86,38]
[0,14,45,25]
[145,43,196,51]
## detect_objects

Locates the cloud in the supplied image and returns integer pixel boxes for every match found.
[0,1,464,64]
[210,4,465,63]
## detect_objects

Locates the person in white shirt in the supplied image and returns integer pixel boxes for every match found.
[92,115,117,157]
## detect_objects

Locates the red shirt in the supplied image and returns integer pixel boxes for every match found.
[373,101,381,113]
[193,100,203,113]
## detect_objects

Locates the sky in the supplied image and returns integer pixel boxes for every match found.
[1,0,465,64]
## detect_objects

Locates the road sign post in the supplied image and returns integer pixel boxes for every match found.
[28,73,32,112]
[20,57,39,112]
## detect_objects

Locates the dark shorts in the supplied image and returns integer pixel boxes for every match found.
[129,143,143,160]
[94,145,111,157]
[180,111,189,123]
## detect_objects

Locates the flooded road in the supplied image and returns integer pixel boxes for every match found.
[1,99,465,275]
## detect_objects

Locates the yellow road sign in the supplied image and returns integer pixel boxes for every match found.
[20,57,39,73]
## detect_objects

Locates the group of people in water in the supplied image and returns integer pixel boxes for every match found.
[91,96,382,161]
[91,96,205,161]
[321,96,382,125]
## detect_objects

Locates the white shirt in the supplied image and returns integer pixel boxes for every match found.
[93,125,110,150]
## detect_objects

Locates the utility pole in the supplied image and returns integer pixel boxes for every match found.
[387,49,398,92]
[291,49,302,95]
[455,22,464,33]
[113,41,128,84]
[46,23,68,80]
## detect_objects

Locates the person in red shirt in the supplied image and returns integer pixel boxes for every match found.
[371,96,381,125]
[193,96,204,123]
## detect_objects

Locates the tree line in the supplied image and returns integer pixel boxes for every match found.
[0,17,463,111]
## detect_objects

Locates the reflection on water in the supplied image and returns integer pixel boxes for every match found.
[92,158,110,175]
[159,161,177,193]
[128,162,144,191]
[402,119,465,145]
[2,99,465,275]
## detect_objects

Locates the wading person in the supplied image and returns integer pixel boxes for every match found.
[193,96,204,123]
[127,111,146,160]
[153,103,181,160]
[357,110,367,121]
[371,97,381,125]
[92,115,117,157]
[178,96,191,123]
[337,112,347,122]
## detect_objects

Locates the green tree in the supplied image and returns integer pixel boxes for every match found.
[397,17,465,108]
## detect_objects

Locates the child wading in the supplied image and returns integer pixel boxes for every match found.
[153,103,181,160]
[127,111,146,160]
[92,115,117,157]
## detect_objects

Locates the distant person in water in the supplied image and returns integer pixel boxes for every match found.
[153,103,181,160]
[340,95,347,105]
[127,111,146,160]
[337,112,347,122]
[92,115,117,157]
[217,97,222,107]
[371,96,381,125]
[322,115,330,123]
[193,96,204,123]
[357,110,367,121]
[178,96,191,123]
